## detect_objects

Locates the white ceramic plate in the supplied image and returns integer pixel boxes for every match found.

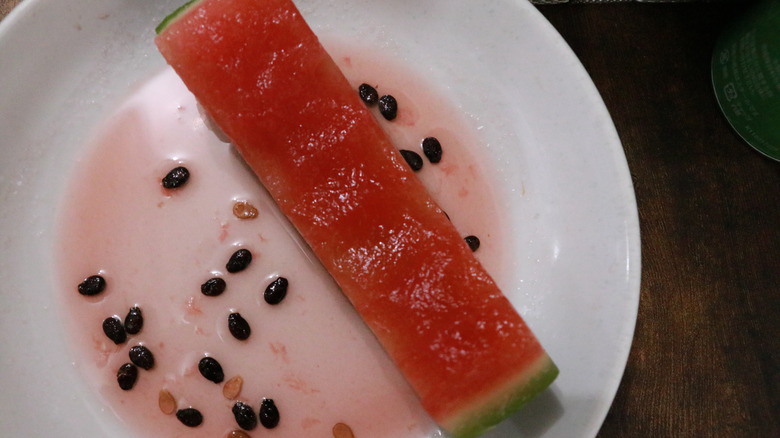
[0,0,640,437]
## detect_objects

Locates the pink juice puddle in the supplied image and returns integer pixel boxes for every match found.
[56,43,506,438]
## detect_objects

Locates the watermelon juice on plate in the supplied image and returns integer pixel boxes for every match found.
[0,0,639,437]
[55,26,527,438]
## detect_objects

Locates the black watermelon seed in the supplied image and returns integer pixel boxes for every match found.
[264,277,288,305]
[102,316,127,345]
[228,313,251,340]
[378,95,398,120]
[124,307,143,335]
[198,357,224,383]
[201,277,227,296]
[400,150,423,171]
[129,345,155,370]
[116,363,138,390]
[259,398,280,429]
[358,83,378,105]
[162,166,190,189]
[78,275,106,296]
[232,401,258,431]
[176,408,203,427]
[465,235,481,252]
[422,137,443,163]
[226,249,252,273]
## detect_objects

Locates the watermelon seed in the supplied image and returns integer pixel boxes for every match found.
[124,306,143,335]
[201,277,227,296]
[226,249,253,273]
[421,137,443,163]
[129,345,155,370]
[227,430,251,438]
[228,312,251,340]
[176,408,203,427]
[264,277,288,305]
[400,150,423,171]
[232,401,258,431]
[162,166,190,189]
[259,398,280,429]
[332,422,355,438]
[358,83,378,105]
[378,94,398,120]
[102,316,127,345]
[116,363,138,390]
[233,200,259,219]
[78,274,106,296]
[223,375,244,400]
[465,235,481,252]
[158,389,176,415]
[198,356,225,383]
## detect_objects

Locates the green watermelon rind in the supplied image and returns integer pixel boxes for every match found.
[443,354,559,438]
[155,0,203,34]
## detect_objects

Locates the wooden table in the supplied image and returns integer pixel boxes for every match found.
[0,0,19,18]
[537,2,780,437]
[2,1,777,437]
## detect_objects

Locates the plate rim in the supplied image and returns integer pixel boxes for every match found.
[0,0,641,437]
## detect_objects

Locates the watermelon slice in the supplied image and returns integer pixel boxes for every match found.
[155,1,558,437]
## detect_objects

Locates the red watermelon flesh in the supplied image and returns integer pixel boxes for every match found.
[155,1,558,436]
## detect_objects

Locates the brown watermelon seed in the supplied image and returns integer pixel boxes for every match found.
[176,408,203,427]
[162,166,190,189]
[226,430,251,438]
[158,389,176,415]
[259,398,280,429]
[226,249,252,273]
[464,235,481,252]
[233,200,258,219]
[358,83,378,105]
[378,94,398,120]
[333,422,355,438]
[400,150,423,171]
[116,363,138,390]
[124,306,143,335]
[102,316,126,345]
[78,274,106,296]
[223,375,244,400]
[421,136,443,163]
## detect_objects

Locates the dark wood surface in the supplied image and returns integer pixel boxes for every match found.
[2,1,777,437]
[536,2,780,437]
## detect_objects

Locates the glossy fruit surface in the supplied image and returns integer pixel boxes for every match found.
[156,1,557,436]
